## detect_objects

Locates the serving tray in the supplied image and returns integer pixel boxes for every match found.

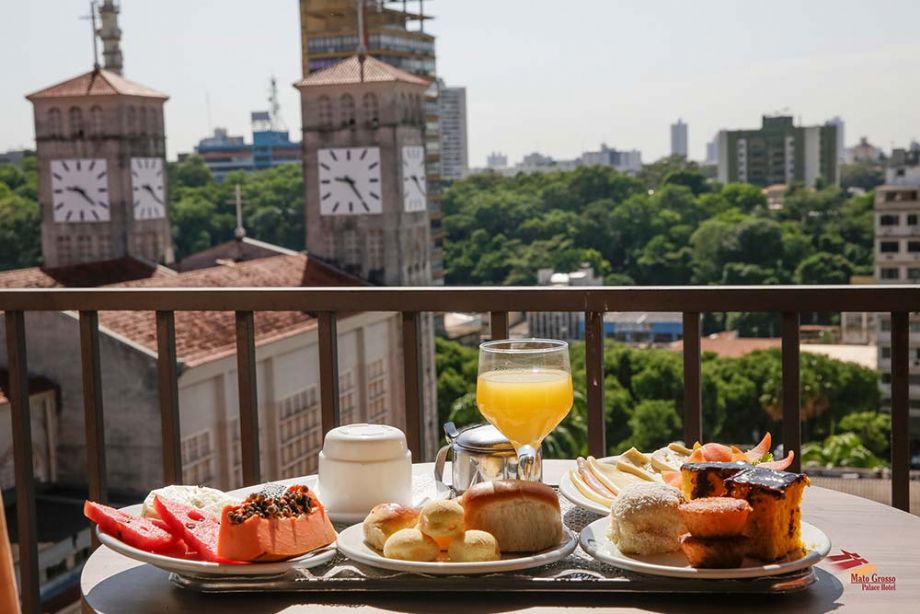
[169,495,817,595]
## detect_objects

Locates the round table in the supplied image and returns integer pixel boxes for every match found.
[81,460,919,613]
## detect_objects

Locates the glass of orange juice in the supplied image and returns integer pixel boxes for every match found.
[476,338,573,481]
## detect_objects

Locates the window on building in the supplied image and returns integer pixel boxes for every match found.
[89,106,103,136]
[910,375,920,386]
[148,108,160,135]
[339,371,357,425]
[881,346,891,359]
[317,96,333,128]
[97,235,111,260]
[367,230,384,271]
[227,418,242,489]
[76,235,92,262]
[343,229,359,265]
[362,93,379,125]
[68,106,84,138]
[340,94,355,126]
[138,107,148,135]
[909,214,919,226]
[880,214,899,226]
[278,387,321,479]
[881,268,900,280]
[915,348,920,362]
[401,93,409,122]
[47,108,62,137]
[909,241,920,253]
[126,106,136,134]
[880,241,899,253]
[911,321,920,333]
[909,268,920,280]
[56,235,72,262]
[181,430,214,485]
[366,359,389,424]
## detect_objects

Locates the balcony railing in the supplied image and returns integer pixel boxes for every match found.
[1,284,918,613]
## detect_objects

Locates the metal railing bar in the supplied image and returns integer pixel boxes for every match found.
[235,311,261,485]
[4,311,40,614]
[2,285,920,314]
[890,312,910,512]
[489,311,509,340]
[585,311,606,457]
[682,312,703,445]
[402,312,424,461]
[782,313,802,473]
[317,312,339,436]
[79,311,107,551]
[155,311,182,484]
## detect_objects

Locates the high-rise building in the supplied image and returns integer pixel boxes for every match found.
[26,8,173,268]
[580,144,642,174]
[825,116,845,162]
[437,80,468,180]
[670,118,688,159]
[486,151,507,169]
[298,0,444,284]
[705,134,719,165]
[295,54,438,456]
[716,115,839,187]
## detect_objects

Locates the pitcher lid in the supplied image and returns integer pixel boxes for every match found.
[450,423,514,453]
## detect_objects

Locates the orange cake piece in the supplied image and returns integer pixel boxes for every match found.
[724,467,809,562]
[680,461,750,500]
[217,484,337,562]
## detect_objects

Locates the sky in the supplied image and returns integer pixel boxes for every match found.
[2,0,920,167]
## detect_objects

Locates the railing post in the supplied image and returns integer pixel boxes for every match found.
[585,311,606,457]
[402,312,423,461]
[490,311,509,340]
[318,312,340,436]
[682,312,703,445]
[890,312,910,512]
[782,312,801,473]
[156,311,182,484]
[79,311,107,550]
[4,311,40,614]
[235,311,261,485]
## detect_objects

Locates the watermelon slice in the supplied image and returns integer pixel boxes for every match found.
[153,496,234,563]
[84,501,178,554]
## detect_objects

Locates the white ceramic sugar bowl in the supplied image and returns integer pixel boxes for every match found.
[317,423,412,516]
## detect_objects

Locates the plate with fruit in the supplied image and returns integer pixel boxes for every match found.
[87,483,337,577]
[579,464,831,579]
[337,480,577,575]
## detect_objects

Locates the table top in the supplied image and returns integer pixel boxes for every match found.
[81,460,920,613]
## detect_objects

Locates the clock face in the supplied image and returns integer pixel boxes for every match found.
[131,158,166,220]
[318,147,382,215]
[50,159,110,222]
[401,146,427,212]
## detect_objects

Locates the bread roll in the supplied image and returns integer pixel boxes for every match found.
[383,528,439,561]
[608,482,685,555]
[448,530,501,562]
[460,480,563,553]
[418,499,464,549]
[363,503,420,551]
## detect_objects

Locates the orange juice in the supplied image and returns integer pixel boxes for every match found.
[476,368,573,448]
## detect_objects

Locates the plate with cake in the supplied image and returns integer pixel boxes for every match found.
[579,463,831,579]
[337,480,578,574]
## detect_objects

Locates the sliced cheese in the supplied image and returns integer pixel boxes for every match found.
[621,447,650,468]
[569,469,615,508]
[669,442,693,456]
[615,459,658,481]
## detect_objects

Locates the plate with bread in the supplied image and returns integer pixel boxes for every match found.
[337,480,577,574]
[579,463,831,579]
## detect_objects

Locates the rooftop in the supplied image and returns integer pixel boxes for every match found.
[294,54,429,88]
[0,257,173,289]
[25,68,168,101]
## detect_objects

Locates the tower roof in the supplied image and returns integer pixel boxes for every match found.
[293,55,429,88]
[26,68,168,101]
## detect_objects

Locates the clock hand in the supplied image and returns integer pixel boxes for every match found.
[142,184,164,205]
[411,175,426,195]
[347,181,364,201]
[67,186,95,206]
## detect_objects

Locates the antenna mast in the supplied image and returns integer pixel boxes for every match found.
[80,1,101,70]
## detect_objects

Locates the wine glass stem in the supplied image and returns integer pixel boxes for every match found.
[517,444,538,480]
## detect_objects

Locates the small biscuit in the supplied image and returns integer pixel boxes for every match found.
[448,530,501,562]
[383,528,439,562]
[363,503,420,551]
[418,499,464,549]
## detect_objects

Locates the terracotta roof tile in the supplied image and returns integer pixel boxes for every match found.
[0,257,172,289]
[26,68,168,101]
[99,254,364,367]
[670,331,781,359]
[294,55,429,88]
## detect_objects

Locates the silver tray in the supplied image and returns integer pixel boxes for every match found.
[170,496,817,595]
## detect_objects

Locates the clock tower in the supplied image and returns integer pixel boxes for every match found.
[26,68,173,267]
[295,54,438,456]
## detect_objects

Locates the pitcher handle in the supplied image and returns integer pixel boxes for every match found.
[434,443,450,485]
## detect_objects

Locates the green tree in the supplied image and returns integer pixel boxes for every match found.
[795,252,854,285]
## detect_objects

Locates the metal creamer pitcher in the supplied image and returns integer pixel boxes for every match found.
[434,422,542,494]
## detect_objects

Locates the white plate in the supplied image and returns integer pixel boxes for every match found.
[558,456,620,515]
[336,522,578,575]
[579,517,831,579]
[96,503,336,578]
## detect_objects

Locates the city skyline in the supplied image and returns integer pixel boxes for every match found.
[2,0,920,166]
